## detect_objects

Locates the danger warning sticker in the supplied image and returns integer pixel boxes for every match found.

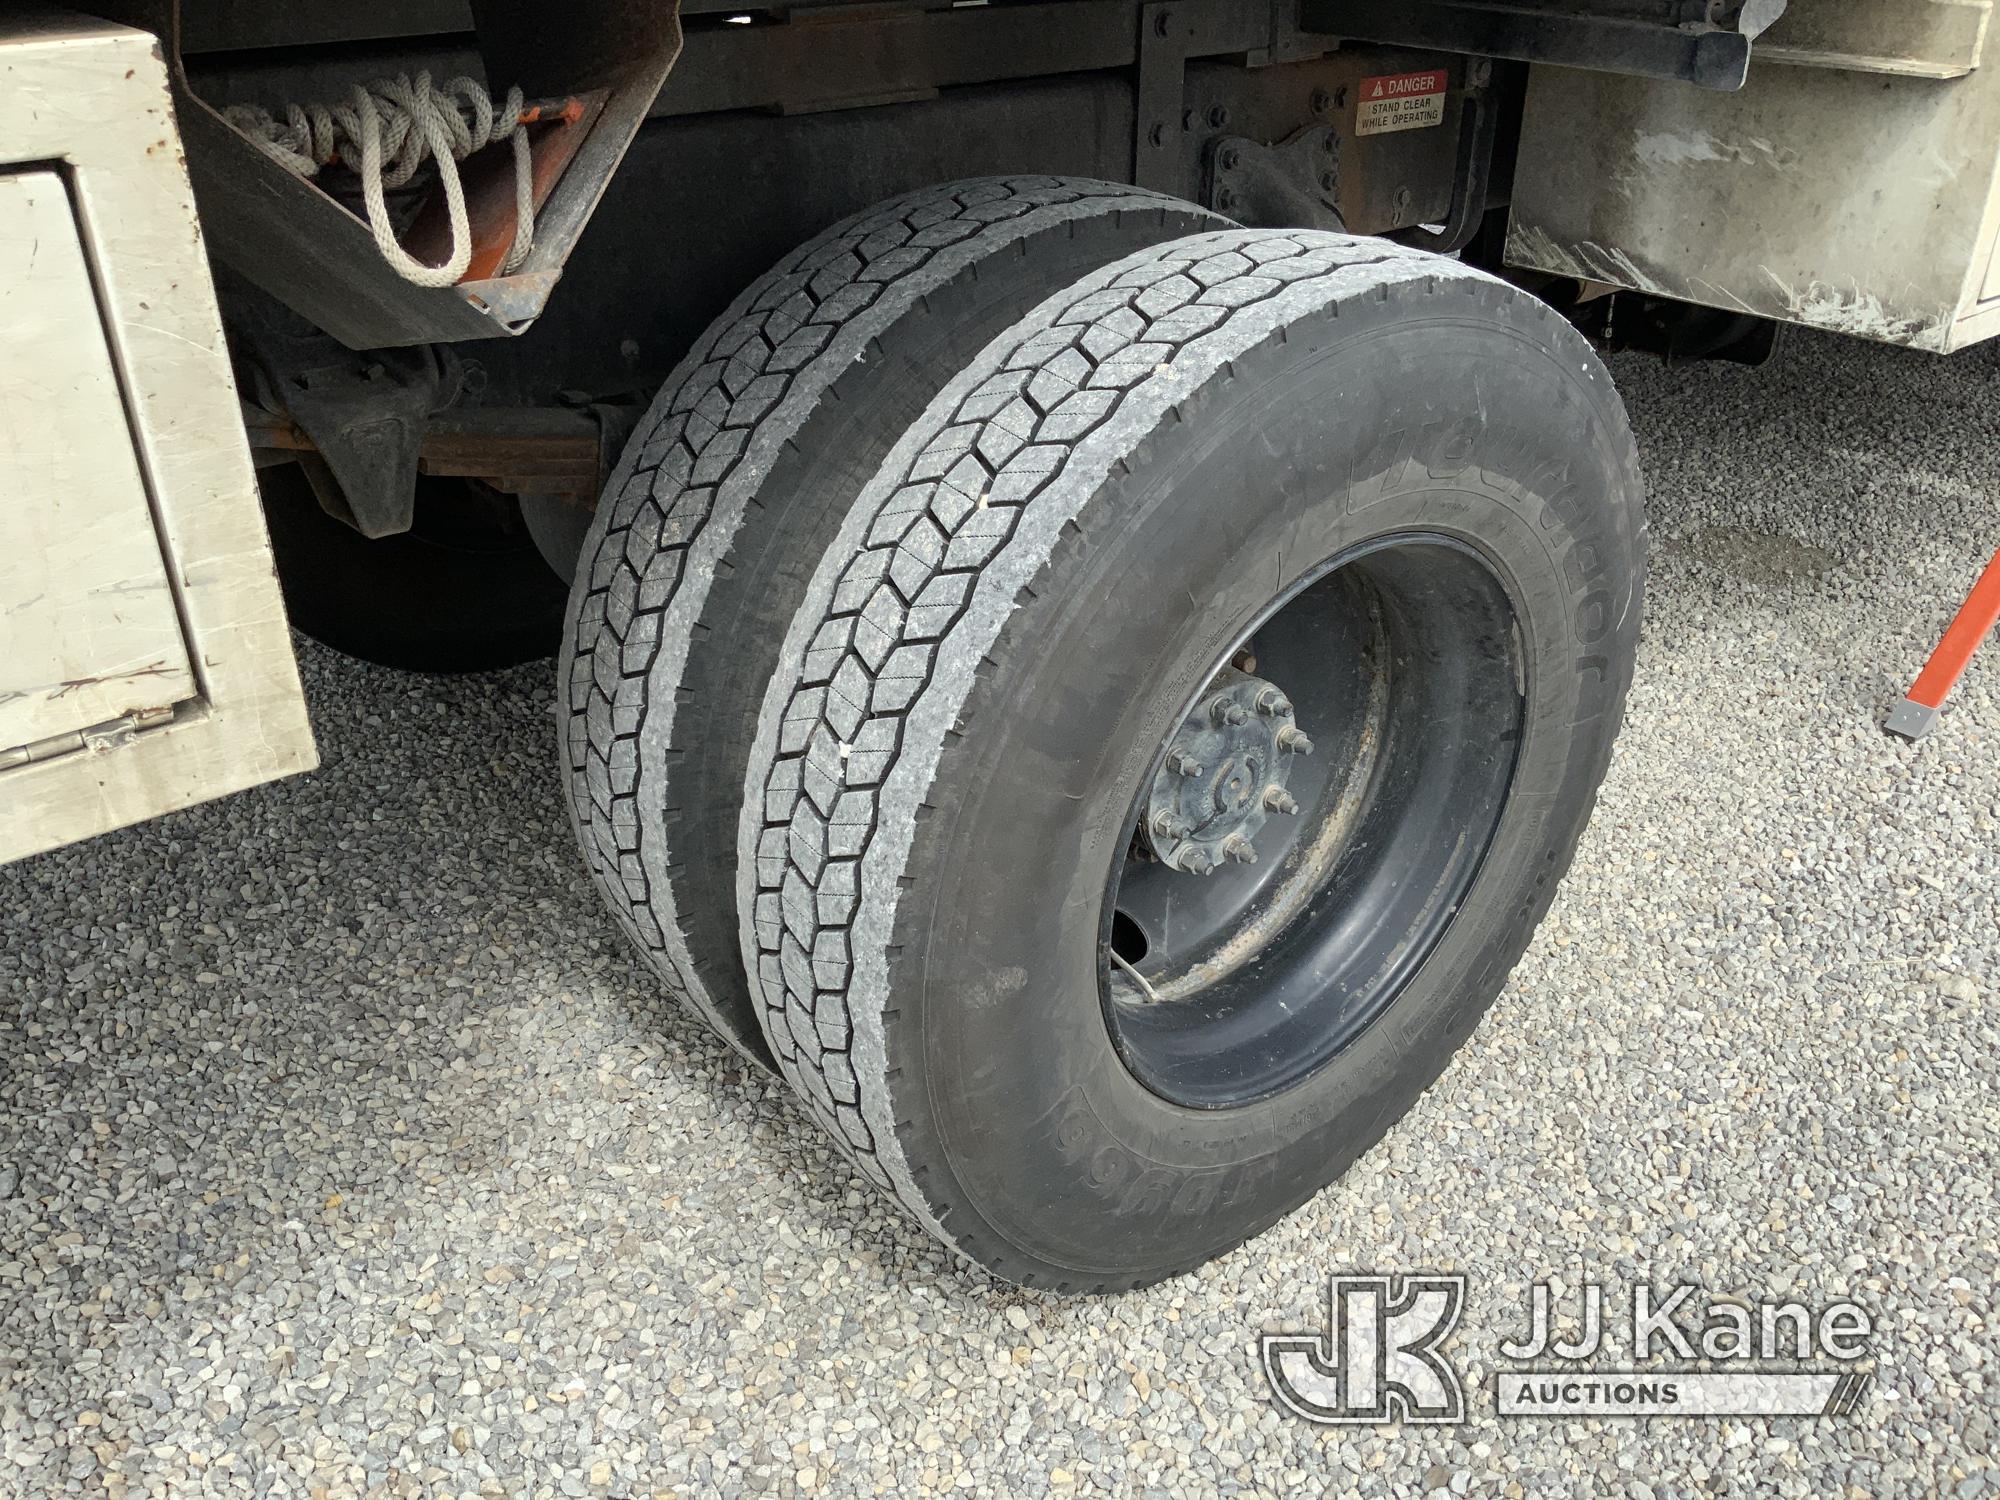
[1356,69,1449,136]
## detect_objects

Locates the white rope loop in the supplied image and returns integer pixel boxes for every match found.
[224,72,535,288]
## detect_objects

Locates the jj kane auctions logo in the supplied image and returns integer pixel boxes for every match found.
[1262,1276,1873,1422]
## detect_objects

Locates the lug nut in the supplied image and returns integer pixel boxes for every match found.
[1277,726,1314,756]
[1255,688,1292,718]
[1263,786,1298,815]
[1222,835,1257,865]
[1211,698,1250,727]
[1175,847,1212,874]
[1166,750,1204,777]
[1152,811,1188,840]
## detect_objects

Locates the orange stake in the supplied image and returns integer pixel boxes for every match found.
[1886,547,2000,739]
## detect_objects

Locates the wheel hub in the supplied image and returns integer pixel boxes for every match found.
[1144,667,1310,874]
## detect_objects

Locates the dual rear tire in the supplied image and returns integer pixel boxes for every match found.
[561,178,1225,1062]
[562,180,1645,1287]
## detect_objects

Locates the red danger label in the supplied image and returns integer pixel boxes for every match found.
[1356,70,1449,135]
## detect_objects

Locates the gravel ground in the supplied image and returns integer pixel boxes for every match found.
[3,326,1997,1499]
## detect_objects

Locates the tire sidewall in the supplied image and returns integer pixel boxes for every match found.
[887,293,1642,1282]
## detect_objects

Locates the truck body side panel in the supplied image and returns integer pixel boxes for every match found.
[0,14,316,864]
[1506,3,2000,351]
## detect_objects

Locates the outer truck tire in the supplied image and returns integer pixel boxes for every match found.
[737,229,1646,1288]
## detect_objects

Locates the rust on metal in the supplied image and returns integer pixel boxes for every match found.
[403,89,611,284]
[246,406,602,504]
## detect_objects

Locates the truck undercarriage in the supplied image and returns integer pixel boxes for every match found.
[4,0,1996,1283]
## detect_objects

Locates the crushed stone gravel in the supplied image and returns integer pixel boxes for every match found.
[2,326,1996,1498]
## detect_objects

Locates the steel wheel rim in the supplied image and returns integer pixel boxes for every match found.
[1098,532,1528,1109]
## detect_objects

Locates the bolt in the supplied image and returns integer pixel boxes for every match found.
[1277,726,1314,756]
[1175,847,1212,875]
[1166,750,1204,778]
[1393,185,1414,218]
[1207,103,1230,128]
[1255,687,1292,718]
[1222,835,1257,865]
[1211,698,1249,727]
[1263,786,1299,815]
[1214,187,1237,213]
[1218,146,1240,172]
[1152,811,1188,840]
[1310,86,1332,115]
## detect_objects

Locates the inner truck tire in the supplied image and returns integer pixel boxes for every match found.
[262,465,569,674]
[561,179,1227,1064]
[738,229,1645,1288]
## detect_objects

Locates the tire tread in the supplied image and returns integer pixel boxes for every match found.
[560,178,1216,1058]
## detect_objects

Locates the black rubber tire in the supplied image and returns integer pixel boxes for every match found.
[519,492,596,585]
[261,464,568,674]
[738,230,1646,1288]
[560,178,1227,1064]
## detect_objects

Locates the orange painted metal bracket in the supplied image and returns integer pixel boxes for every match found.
[1885,547,2000,739]
[402,91,610,286]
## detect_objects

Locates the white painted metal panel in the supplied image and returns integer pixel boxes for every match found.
[0,12,316,863]
[1756,0,1993,80]
[1505,12,2000,353]
[0,169,197,752]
